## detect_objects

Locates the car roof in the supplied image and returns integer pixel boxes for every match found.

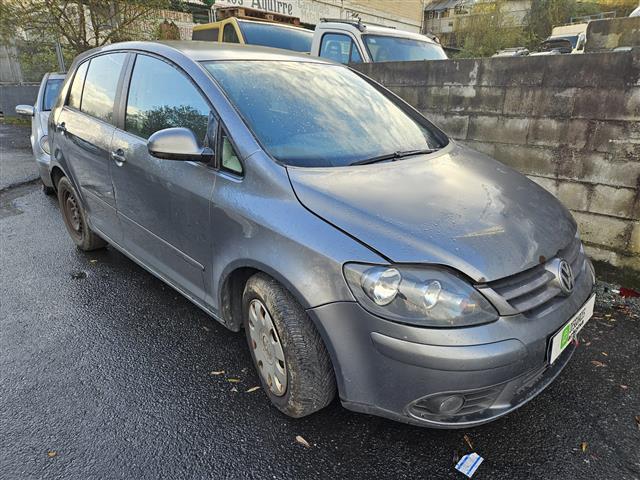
[318,22,438,44]
[95,40,331,63]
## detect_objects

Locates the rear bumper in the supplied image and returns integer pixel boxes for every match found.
[308,265,594,428]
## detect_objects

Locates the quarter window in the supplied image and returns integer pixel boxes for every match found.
[80,53,127,123]
[67,61,88,110]
[223,23,240,43]
[125,54,209,142]
[319,33,362,64]
[220,131,242,174]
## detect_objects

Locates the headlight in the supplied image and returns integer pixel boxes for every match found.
[344,264,498,327]
[39,135,50,154]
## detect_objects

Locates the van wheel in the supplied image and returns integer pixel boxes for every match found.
[242,273,336,418]
[57,176,107,251]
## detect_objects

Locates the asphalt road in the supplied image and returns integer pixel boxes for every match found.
[1,123,639,479]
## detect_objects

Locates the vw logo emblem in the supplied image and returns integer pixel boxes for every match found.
[557,259,575,295]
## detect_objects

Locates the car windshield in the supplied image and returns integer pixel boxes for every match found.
[550,35,578,48]
[43,78,63,111]
[237,21,313,52]
[203,61,445,167]
[363,35,447,62]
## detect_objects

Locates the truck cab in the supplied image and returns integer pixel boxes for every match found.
[311,19,447,64]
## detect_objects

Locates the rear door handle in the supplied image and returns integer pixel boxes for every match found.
[56,122,66,135]
[111,149,126,165]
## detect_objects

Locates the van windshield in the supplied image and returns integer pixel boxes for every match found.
[363,35,447,62]
[203,61,445,167]
[237,21,313,52]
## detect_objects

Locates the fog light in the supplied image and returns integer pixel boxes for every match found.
[439,395,464,414]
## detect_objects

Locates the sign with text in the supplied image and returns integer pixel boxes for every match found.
[213,0,301,18]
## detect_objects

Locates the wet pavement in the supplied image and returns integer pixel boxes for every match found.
[1,124,639,479]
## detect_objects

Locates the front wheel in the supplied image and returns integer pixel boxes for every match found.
[57,176,107,251]
[243,273,336,418]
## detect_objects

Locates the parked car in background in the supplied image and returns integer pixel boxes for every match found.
[493,47,529,57]
[311,19,448,63]
[192,17,313,52]
[49,41,595,428]
[15,72,65,195]
[630,5,640,17]
[533,23,587,55]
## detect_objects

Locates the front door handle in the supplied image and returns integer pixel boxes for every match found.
[56,122,66,135]
[111,149,126,166]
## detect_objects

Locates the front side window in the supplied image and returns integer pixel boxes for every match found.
[363,35,447,62]
[223,23,240,43]
[81,53,127,123]
[204,61,445,168]
[237,21,313,52]
[67,61,88,110]
[125,54,209,142]
[319,33,362,64]
[43,78,64,111]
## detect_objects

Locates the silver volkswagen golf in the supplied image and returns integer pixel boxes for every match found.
[49,41,596,428]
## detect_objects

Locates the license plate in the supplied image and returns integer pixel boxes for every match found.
[549,294,596,364]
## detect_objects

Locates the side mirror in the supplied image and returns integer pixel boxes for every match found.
[147,127,213,162]
[15,104,35,117]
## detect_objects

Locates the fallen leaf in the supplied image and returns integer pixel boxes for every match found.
[635,416,640,430]
[227,378,241,383]
[245,386,260,393]
[619,287,640,298]
[580,442,588,453]
[585,342,592,346]
[209,370,225,376]
[230,387,238,392]
[295,435,311,448]
[463,434,473,450]
[89,259,98,264]
[601,352,608,356]
[47,451,57,458]
[202,326,210,332]
[591,360,606,368]
[620,385,629,390]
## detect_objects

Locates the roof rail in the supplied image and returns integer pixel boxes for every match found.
[320,17,366,31]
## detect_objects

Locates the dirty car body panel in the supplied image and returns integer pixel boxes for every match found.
[49,41,596,428]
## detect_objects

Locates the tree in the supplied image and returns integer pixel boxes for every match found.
[1,0,176,55]
[456,0,527,58]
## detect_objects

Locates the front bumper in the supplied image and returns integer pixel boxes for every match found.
[308,260,594,428]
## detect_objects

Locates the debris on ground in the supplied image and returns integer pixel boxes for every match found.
[47,451,57,458]
[209,370,225,376]
[89,259,97,264]
[245,386,260,393]
[463,434,474,450]
[618,287,640,298]
[227,378,241,383]
[591,360,607,368]
[295,435,311,448]
[455,452,483,478]
[635,416,640,430]
[202,326,210,332]
[581,442,588,453]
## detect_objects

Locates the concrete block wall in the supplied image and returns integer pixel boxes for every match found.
[353,50,640,271]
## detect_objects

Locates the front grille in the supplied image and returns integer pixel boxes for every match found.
[484,236,585,316]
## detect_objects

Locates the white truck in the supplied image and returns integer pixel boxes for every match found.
[310,19,448,64]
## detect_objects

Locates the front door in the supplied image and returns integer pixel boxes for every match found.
[56,53,128,241]
[110,53,215,303]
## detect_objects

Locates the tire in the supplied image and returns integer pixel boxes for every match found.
[42,182,55,196]
[242,273,336,418]
[56,176,107,251]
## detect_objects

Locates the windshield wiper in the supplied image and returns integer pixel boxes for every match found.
[349,148,440,166]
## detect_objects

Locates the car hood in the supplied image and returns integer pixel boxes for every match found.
[287,144,576,282]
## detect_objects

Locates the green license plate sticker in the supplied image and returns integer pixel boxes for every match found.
[549,294,596,364]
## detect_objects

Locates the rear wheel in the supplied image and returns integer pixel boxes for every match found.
[57,176,107,251]
[243,273,336,418]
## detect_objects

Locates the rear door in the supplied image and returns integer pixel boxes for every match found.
[110,53,215,303]
[55,53,128,241]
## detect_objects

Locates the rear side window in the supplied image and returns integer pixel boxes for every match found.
[43,78,64,111]
[81,53,127,123]
[237,21,312,52]
[193,27,219,41]
[125,54,209,141]
[67,62,88,109]
[223,23,239,43]
[320,33,362,64]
